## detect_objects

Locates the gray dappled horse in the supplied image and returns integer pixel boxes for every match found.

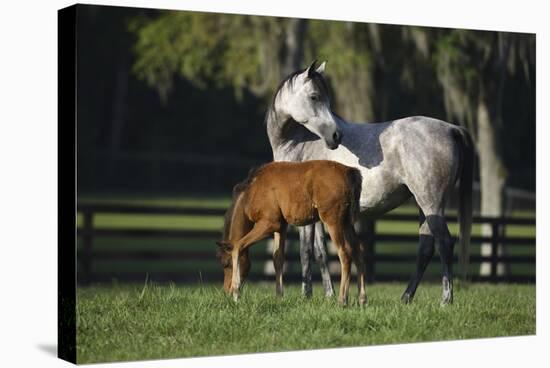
[266,61,473,305]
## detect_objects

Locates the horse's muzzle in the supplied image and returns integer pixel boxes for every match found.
[326,130,343,150]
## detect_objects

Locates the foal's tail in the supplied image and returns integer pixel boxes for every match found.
[347,168,363,224]
[454,127,474,280]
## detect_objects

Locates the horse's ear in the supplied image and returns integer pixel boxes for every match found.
[316,61,327,74]
[306,60,318,79]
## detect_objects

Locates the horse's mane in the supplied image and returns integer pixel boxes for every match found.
[219,165,265,246]
[264,66,331,126]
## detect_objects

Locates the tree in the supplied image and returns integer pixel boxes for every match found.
[130,11,302,101]
[131,12,442,125]
[433,30,535,275]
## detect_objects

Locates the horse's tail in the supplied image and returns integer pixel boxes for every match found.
[347,167,363,224]
[454,126,474,280]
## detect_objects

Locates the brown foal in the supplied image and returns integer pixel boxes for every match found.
[216,160,367,306]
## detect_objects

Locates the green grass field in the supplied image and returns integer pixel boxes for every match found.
[76,282,535,364]
[75,194,536,363]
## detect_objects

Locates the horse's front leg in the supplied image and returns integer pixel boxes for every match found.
[313,221,335,297]
[298,225,314,297]
[231,221,277,301]
[230,248,242,302]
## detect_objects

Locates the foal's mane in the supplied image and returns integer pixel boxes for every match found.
[219,165,265,248]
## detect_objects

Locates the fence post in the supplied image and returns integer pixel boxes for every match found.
[490,220,500,283]
[81,209,93,285]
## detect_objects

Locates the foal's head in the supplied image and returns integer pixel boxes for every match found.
[216,241,251,292]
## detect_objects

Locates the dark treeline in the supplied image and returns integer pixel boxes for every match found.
[76,4,535,209]
[77,6,268,194]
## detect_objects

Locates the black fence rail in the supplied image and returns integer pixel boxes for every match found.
[76,203,536,285]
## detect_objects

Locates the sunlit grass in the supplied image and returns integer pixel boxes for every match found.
[76,282,535,364]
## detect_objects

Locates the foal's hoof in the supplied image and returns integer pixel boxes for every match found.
[401,292,413,304]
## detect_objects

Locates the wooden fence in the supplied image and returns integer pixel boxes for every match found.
[76,203,535,285]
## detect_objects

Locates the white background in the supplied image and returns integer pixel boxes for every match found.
[0,0,547,366]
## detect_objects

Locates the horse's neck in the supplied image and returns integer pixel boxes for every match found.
[266,108,325,162]
[266,109,284,150]
[228,193,253,243]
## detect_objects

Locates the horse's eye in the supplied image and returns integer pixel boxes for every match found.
[310,95,319,101]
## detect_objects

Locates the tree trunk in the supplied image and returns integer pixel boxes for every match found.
[282,18,308,76]
[477,96,508,276]
[332,23,375,123]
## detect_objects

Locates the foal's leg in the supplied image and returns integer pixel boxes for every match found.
[325,223,352,306]
[273,225,287,297]
[351,233,367,306]
[402,208,436,304]
[298,225,314,297]
[313,221,335,297]
[231,221,277,301]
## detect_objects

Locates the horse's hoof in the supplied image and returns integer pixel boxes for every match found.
[325,290,335,298]
[301,283,313,298]
[440,277,453,305]
[401,292,413,304]
[441,287,453,306]
[440,296,453,306]
[359,296,368,306]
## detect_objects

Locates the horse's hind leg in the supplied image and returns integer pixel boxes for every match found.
[313,221,335,297]
[324,222,352,306]
[402,209,435,304]
[349,228,367,305]
[407,207,454,305]
[425,214,455,305]
[353,239,367,305]
[273,224,287,297]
